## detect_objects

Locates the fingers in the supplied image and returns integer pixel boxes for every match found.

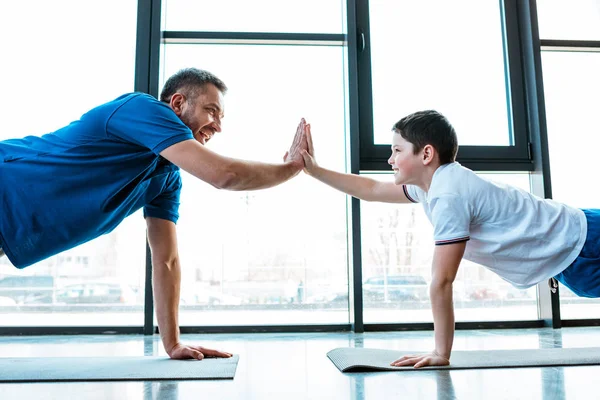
[390,355,420,367]
[294,118,306,145]
[301,150,312,165]
[197,347,233,358]
[306,123,314,155]
[175,347,204,360]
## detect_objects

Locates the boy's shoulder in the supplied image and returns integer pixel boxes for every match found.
[429,162,478,195]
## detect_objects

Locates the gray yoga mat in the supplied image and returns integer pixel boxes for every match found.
[327,347,600,372]
[0,355,239,382]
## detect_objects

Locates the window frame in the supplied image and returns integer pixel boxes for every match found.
[355,0,533,172]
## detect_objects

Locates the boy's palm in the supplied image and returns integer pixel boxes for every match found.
[301,124,318,174]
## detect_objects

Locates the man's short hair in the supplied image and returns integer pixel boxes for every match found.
[392,110,458,165]
[159,68,228,104]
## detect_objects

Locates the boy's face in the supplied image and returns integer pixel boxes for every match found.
[388,133,423,185]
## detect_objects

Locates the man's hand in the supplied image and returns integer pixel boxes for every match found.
[167,342,233,360]
[283,118,309,171]
[301,123,318,175]
[390,351,450,369]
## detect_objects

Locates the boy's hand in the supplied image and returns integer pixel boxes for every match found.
[301,123,319,175]
[390,351,450,369]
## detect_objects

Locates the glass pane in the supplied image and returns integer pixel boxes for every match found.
[361,172,538,324]
[537,0,600,40]
[0,0,144,327]
[160,44,349,325]
[163,0,346,34]
[369,1,510,146]
[541,51,600,318]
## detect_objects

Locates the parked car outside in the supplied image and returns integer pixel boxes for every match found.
[363,275,428,302]
[0,275,55,304]
[47,281,138,305]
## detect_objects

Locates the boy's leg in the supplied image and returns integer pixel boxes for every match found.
[554,209,600,298]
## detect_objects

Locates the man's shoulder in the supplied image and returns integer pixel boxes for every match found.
[109,92,159,107]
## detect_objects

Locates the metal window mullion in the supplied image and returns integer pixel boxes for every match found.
[346,0,364,333]
[134,0,163,336]
[515,0,561,328]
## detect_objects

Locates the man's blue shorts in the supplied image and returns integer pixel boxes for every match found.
[554,209,600,298]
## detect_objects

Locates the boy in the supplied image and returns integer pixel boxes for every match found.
[301,110,597,368]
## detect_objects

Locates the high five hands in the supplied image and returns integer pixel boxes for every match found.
[283,118,319,175]
[284,118,310,173]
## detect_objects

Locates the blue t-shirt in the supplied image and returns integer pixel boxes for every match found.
[0,93,194,268]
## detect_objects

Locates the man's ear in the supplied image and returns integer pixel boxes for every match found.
[169,93,186,116]
[422,144,437,165]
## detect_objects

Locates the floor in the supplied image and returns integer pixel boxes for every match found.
[0,327,597,399]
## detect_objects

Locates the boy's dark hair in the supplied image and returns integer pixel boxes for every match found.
[159,68,228,104]
[392,110,458,165]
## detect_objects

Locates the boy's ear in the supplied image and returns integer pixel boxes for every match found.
[422,144,436,165]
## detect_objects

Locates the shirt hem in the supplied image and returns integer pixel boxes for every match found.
[0,231,21,269]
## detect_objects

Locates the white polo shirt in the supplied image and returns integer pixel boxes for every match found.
[404,162,587,288]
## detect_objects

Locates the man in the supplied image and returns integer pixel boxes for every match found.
[0,67,308,360]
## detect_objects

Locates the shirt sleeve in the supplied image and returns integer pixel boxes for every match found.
[430,194,471,245]
[144,172,182,224]
[107,94,194,155]
[403,184,425,203]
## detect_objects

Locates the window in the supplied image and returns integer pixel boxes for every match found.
[537,0,600,40]
[541,50,600,319]
[358,0,530,170]
[162,0,346,33]
[361,172,537,324]
[159,43,350,325]
[0,0,144,327]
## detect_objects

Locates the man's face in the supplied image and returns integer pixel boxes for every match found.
[387,133,423,185]
[174,83,225,145]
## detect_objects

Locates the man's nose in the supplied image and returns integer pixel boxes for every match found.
[213,116,222,132]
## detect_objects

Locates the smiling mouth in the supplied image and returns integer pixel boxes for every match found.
[198,130,214,144]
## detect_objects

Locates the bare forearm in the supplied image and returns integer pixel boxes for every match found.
[309,165,380,201]
[153,257,181,354]
[430,280,455,360]
[220,160,300,191]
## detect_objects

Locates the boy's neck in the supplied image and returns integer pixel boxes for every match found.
[416,162,445,193]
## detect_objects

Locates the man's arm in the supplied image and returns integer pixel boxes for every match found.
[160,120,307,191]
[301,124,412,204]
[390,241,466,368]
[146,217,231,360]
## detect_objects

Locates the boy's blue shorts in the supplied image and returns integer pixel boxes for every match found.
[554,209,600,298]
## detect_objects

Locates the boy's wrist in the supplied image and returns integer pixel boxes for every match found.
[433,349,450,361]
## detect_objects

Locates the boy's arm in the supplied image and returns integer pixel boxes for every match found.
[301,125,412,204]
[390,241,466,368]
